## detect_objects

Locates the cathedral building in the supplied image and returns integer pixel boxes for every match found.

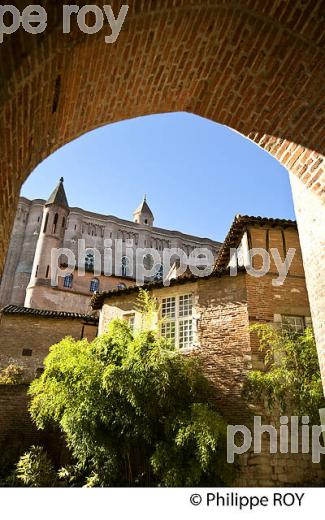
[0,179,221,314]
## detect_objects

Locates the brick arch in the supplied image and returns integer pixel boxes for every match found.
[0,1,324,386]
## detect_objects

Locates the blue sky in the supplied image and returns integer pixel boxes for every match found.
[21,113,295,242]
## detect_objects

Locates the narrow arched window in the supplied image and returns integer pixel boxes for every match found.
[52,213,58,233]
[85,252,94,272]
[90,278,100,293]
[121,256,129,277]
[46,265,50,278]
[143,254,154,271]
[43,214,49,233]
[64,274,73,289]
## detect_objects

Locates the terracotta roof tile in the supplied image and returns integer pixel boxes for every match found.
[90,266,246,310]
[1,305,98,323]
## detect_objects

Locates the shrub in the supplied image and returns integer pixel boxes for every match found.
[16,446,56,487]
[28,292,231,486]
[244,324,324,422]
[0,364,24,384]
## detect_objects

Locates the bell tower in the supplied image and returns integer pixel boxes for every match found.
[133,195,154,226]
[25,178,70,309]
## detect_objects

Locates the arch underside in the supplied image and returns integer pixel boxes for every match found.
[0,1,324,385]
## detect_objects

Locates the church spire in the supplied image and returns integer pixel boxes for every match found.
[46,177,69,208]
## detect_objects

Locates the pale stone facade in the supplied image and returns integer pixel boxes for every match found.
[0,179,221,314]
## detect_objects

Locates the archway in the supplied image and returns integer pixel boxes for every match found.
[0,1,324,387]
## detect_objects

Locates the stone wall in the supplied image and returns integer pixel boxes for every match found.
[0,384,67,479]
[0,311,98,478]
[0,384,41,478]
[0,313,98,381]
[289,173,325,392]
[195,275,251,423]
[0,199,44,308]
[0,384,39,446]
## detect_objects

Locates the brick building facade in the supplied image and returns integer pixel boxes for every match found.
[92,216,324,486]
[0,305,99,469]
[0,305,98,381]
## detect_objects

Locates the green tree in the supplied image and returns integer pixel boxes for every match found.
[28,294,231,487]
[244,324,324,422]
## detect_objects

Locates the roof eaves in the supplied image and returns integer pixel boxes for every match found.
[214,215,297,271]
[0,305,99,323]
[91,266,246,310]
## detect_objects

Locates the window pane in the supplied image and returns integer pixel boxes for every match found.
[64,275,73,288]
[90,279,99,293]
[179,294,192,317]
[282,316,304,333]
[162,297,176,318]
[179,319,193,348]
[161,321,176,344]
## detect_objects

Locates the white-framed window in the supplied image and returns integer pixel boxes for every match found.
[281,315,307,333]
[161,294,193,349]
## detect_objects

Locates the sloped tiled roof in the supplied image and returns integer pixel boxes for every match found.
[214,214,297,271]
[1,305,98,323]
[90,266,246,310]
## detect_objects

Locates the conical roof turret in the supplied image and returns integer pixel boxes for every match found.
[46,177,69,208]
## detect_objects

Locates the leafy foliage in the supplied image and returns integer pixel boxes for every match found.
[28,293,231,486]
[134,287,159,330]
[244,324,323,422]
[0,364,24,384]
[16,446,56,487]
